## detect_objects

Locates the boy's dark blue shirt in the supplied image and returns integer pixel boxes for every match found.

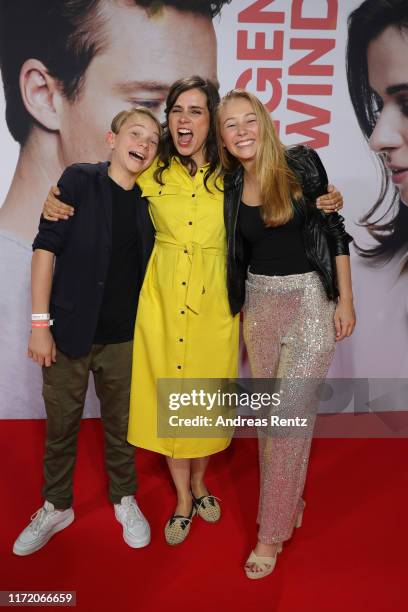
[32,161,155,358]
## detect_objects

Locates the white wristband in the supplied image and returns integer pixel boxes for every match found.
[31,313,50,321]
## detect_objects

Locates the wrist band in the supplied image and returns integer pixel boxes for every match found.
[31,320,54,328]
[31,313,50,321]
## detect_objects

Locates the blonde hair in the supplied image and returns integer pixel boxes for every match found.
[110,107,162,137]
[217,89,302,227]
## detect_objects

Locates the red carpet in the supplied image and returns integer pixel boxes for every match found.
[0,420,406,612]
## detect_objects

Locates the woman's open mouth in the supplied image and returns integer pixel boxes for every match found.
[177,128,193,146]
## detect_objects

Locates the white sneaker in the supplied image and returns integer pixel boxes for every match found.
[114,496,151,548]
[13,501,74,556]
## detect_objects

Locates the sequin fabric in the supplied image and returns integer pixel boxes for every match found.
[243,271,336,544]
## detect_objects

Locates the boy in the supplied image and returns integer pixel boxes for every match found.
[13,108,160,555]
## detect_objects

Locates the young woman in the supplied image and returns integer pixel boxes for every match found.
[331,0,408,383]
[217,89,356,579]
[126,77,239,545]
[41,77,344,547]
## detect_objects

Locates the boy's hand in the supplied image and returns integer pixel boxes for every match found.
[43,186,75,221]
[316,184,343,213]
[28,329,57,367]
[334,298,356,341]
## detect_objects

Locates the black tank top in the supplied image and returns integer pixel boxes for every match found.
[238,201,313,276]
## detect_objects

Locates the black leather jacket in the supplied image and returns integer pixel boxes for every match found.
[224,145,352,315]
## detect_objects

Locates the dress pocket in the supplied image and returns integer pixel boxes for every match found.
[141,182,180,198]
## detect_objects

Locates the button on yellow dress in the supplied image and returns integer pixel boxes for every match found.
[127,157,239,458]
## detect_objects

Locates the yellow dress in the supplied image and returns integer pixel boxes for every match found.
[127,157,239,458]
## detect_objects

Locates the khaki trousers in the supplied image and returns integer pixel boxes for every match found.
[42,341,136,509]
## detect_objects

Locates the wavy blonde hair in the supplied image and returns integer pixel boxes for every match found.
[217,89,302,227]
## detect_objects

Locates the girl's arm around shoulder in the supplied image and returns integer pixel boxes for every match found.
[287,144,328,201]
[297,146,353,253]
[33,164,82,255]
[41,163,87,222]
[287,145,345,214]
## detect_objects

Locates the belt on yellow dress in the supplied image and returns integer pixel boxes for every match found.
[155,232,223,314]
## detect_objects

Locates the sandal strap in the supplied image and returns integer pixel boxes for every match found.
[246,551,275,566]
[192,493,221,509]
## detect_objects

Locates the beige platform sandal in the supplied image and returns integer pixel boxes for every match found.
[244,503,305,578]
[244,543,283,580]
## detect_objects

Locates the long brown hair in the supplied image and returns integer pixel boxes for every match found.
[155,76,221,192]
[217,89,302,227]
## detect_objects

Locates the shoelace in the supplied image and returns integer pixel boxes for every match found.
[29,507,52,535]
[124,502,144,529]
[195,495,221,512]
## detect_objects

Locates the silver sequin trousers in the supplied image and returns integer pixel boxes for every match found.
[243,271,336,544]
